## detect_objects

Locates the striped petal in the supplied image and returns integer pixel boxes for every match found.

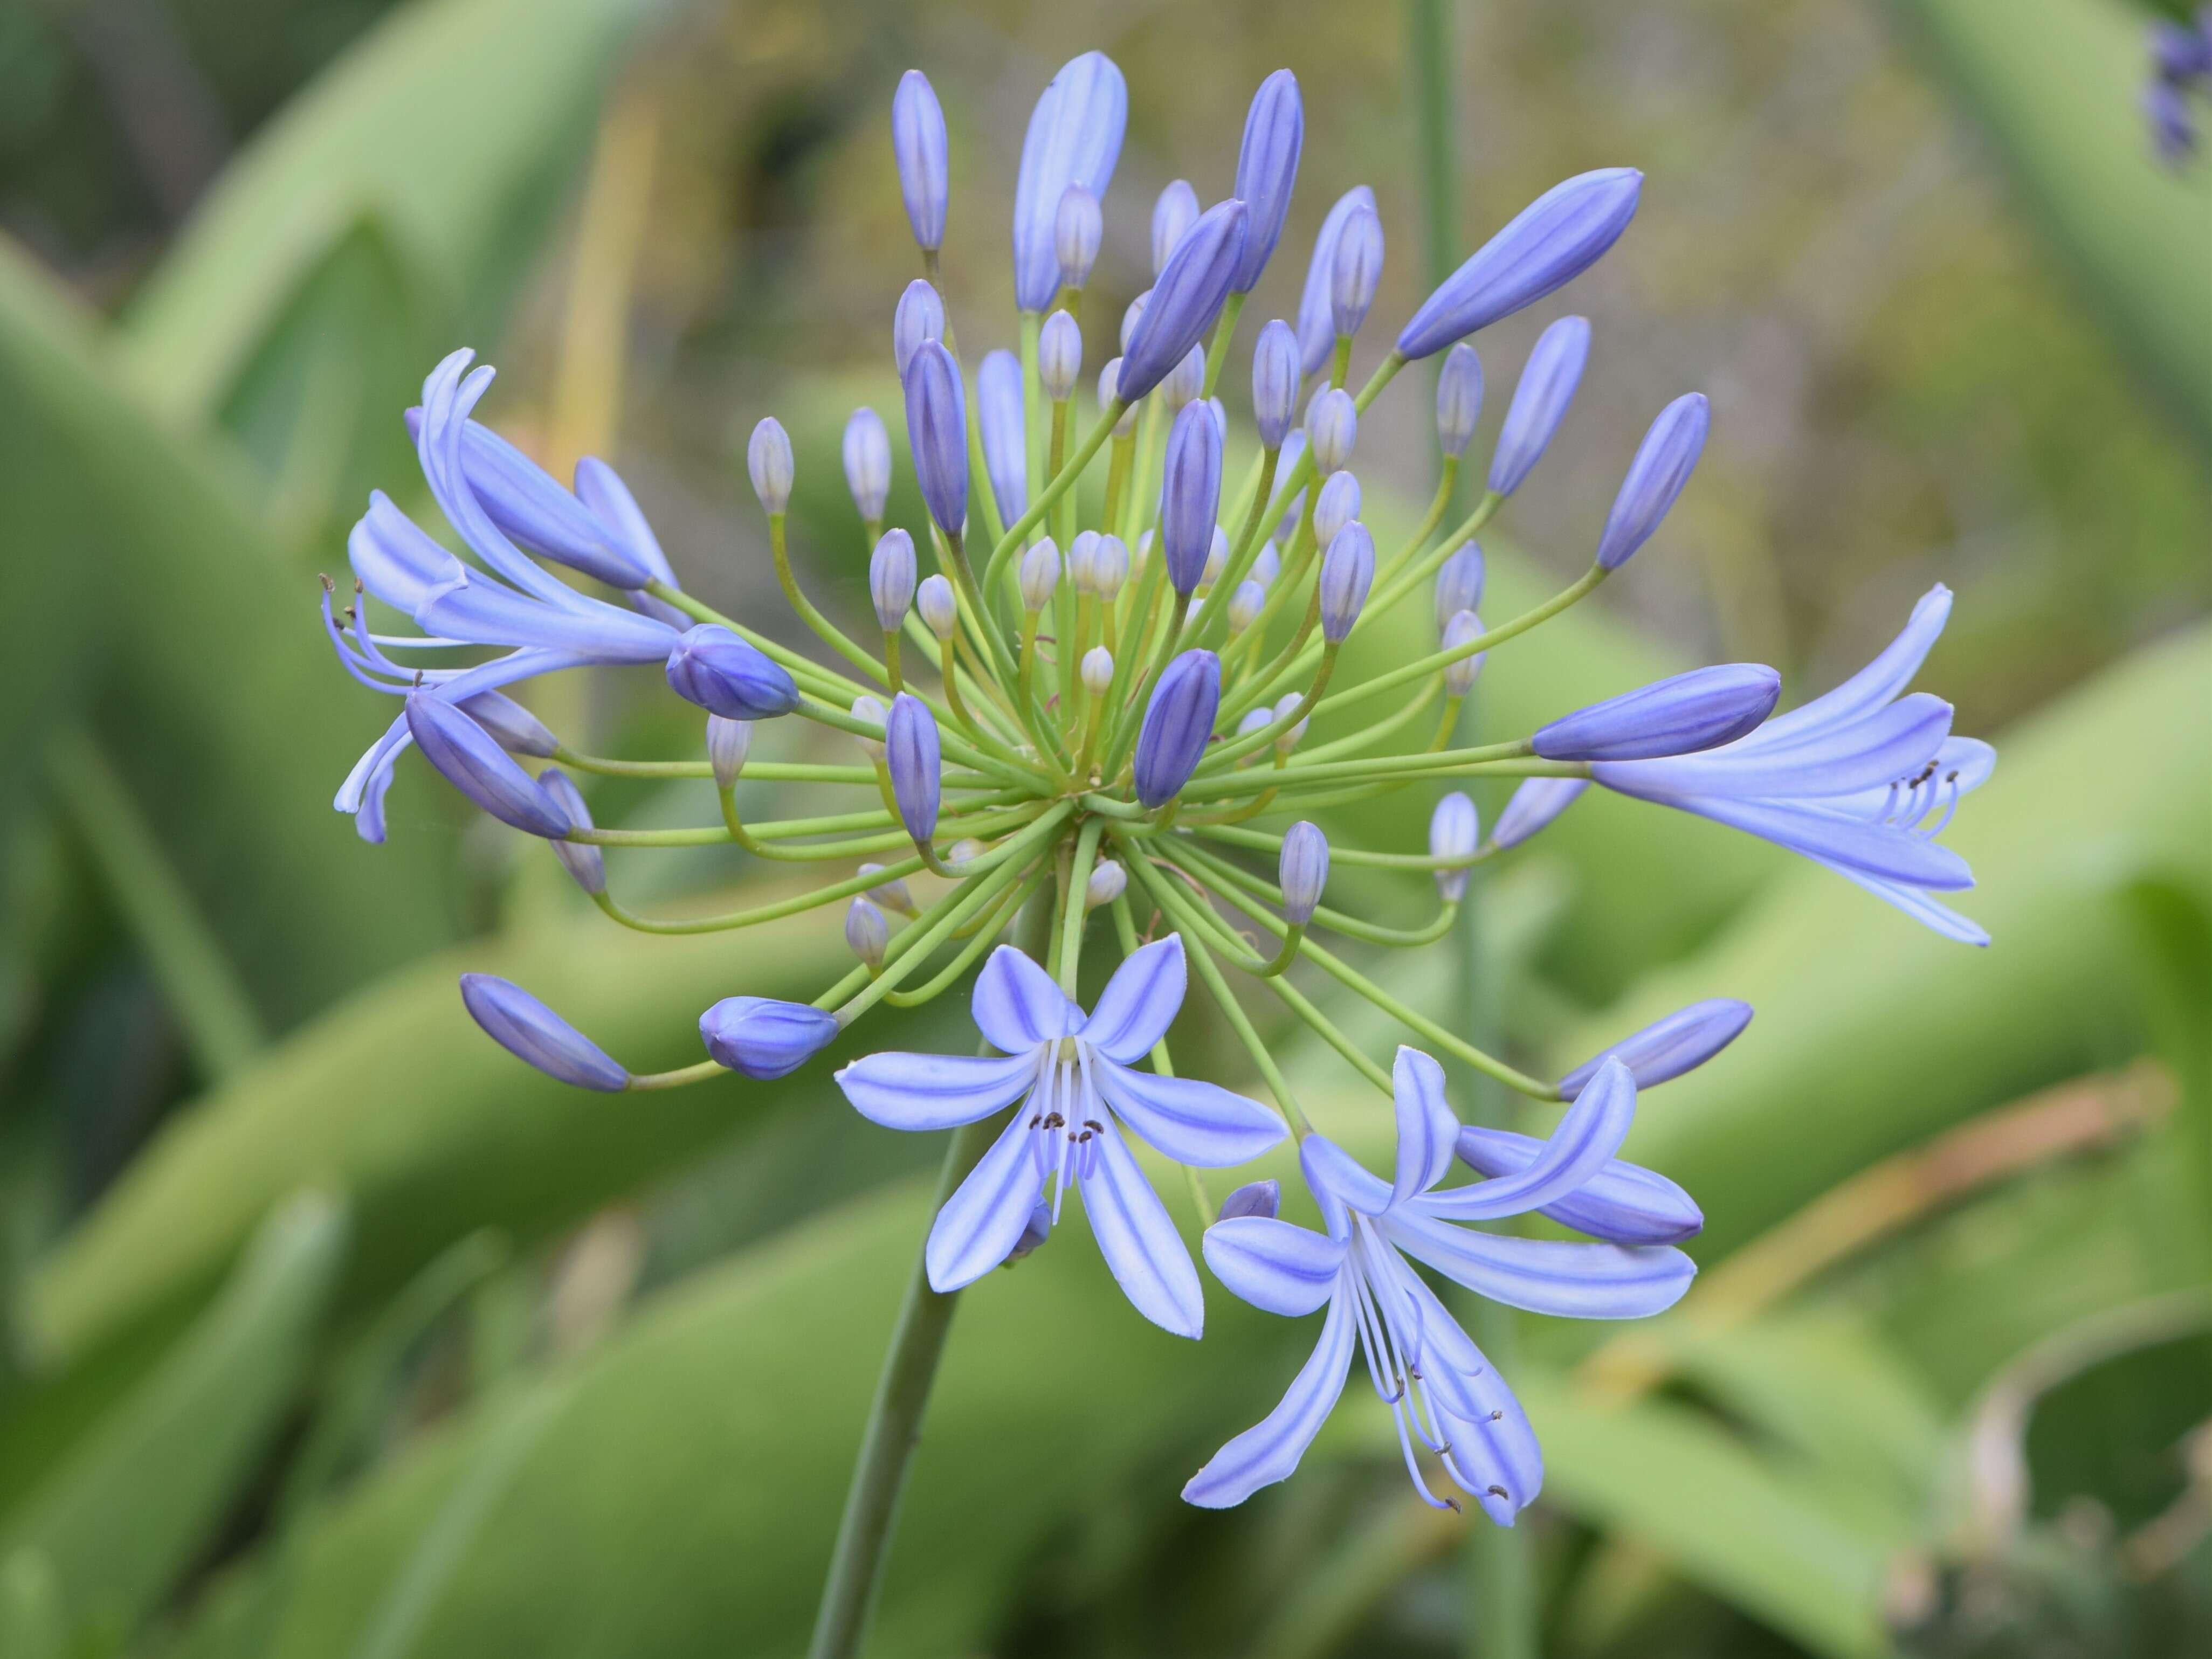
[1202,1216,1345,1316]
[1083,1116,1205,1338]
[1382,1208,1696,1319]
[1416,1056,1636,1221]
[836,1049,1040,1130]
[1182,1293,1357,1508]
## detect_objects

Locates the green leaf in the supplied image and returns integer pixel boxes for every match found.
[0,1549,66,1659]
[0,1191,347,1644]
[1884,0,2212,452]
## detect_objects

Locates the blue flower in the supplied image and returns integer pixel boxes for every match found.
[836,936,1287,1336]
[327,350,683,841]
[1012,52,1129,312]
[1590,586,1994,944]
[1184,1053,1694,1516]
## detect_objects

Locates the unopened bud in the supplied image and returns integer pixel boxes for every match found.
[1429,792,1479,902]
[842,407,893,522]
[1152,179,1199,276]
[1039,309,1083,402]
[1162,343,1206,410]
[1305,388,1357,473]
[1271,692,1309,753]
[857,862,918,916]
[1092,534,1130,599]
[1201,524,1230,589]
[870,529,918,631]
[1435,544,1486,627]
[746,417,794,515]
[851,694,888,759]
[1436,343,1484,457]
[1018,539,1062,611]
[1081,646,1115,696]
[917,574,959,641]
[845,896,890,967]
[1098,358,1140,436]
[1056,184,1104,290]
[1085,859,1127,911]
[537,769,605,895]
[1226,580,1265,634]
[1442,610,1487,696]
[1318,522,1375,644]
[893,280,946,378]
[1313,470,1361,551]
[706,716,753,789]
[1067,530,1102,595]
[1278,820,1328,925]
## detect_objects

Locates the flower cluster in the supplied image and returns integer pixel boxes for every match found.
[323,51,1992,1517]
[2144,8,2212,162]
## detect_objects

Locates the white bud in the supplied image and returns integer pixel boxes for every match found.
[1084,859,1128,911]
[1200,524,1229,589]
[1305,389,1357,474]
[1272,691,1310,754]
[1018,539,1062,611]
[1055,185,1104,290]
[917,573,959,641]
[707,716,753,789]
[1442,609,1487,696]
[1120,290,1151,352]
[851,694,888,759]
[845,897,890,967]
[1039,309,1083,402]
[1250,542,1281,589]
[1098,358,1140,436]
[747,417,794,515]
[869,529,917,631]
[842,407,891,521]
[1091,534,1131,600]
[856,862,918,916]
[947,837,987,868]
[1081,646,1115,696]
[1227,580,1265,634]
[1067,530,1102,595]
[1162,344,1205,410]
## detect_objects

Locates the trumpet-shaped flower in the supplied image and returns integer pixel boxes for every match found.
[1185,1053,1694,1516]
[1590,586,1994,944]
[836,937,1287,1336]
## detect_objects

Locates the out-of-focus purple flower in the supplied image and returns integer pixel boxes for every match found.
[1436,343,1484,458]
[1039,309,1083,401]
[1187,1052,1693,1514]
[892,70,949,252]
[905,338,970,536]
[1152,179,1200,275]
[1160,401,1224,595]
[837,937,1286,1333]
[701,997,842,1079]
[1492,777,1587,849]
[1560,999,1753,1097]
[1591,586,1994,944]
[917,573,959,640]
[1442,611,1486,696]
[1014,52,1128,310]
[885,693,942,843]
[1252,317,1301,447]
[1435,544,1486,626]
[870,529,918,631]
[1161,343,1208,410]
[2151,18,2212,82]
[1429,792,1478,902]
[1119,200,1250,402]
[462,973,629,1091]
[893,279,945,377]
[405,687,573,838]
[1318,522,1374,644]
[843,408,892,523]
[1397,169,1642,360]
[537,769,605,894]
[1230,69,1304,292]
[1331,202,1383,337]
[1134,649,1223,807]
[1296,186,1375,375]
[1490,316,1590,496]
[976,349,1026,526]
[1279,821,1329,925]
[1596,394,1708,570]
[2144,77,2199,161]
[1313,471,1361,550]
[460,690,556,757]
[665,625,801,721]
[1306,387,1356,473]
[1534,664,1780,763]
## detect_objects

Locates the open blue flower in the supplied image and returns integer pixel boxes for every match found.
[326,350,684,841]
[1589,585,1995,944]
[836,936,1286,1337]
[1185,1053,1694,1518]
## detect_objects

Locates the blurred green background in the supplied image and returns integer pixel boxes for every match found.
[0,0,2207,1655]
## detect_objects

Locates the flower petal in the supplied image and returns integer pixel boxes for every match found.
[1382,1208,1696,1318]
[1595,692,1952,800]
[1807,854,1992,946]
[1387,1265,1544,1518]
[1596,786,1975,889]
[925,1111,1044,1291]
[1416,1057,1637,1221]
[837,1049,1040,1130]
[1455,1126,1704,1245]
[1393,1047,1462,1206]
[972,945,1078,1053]
[1082,1116,1206,1338]
[1089,1056,1287,1166]
[1182,1292,1357,1509]
[1747,584,1951,748]
[1202,1216,1346,1315]
[1300,1135,1393,1239]
[1079,935,1188,1062]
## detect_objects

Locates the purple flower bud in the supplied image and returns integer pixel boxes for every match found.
[1230,70,1304,293]
[1092,533,1130,599]
[1397,168,1642,360]
[845,896,890,967]
[1018,538,1062,611]
[1429,792,1479,902]
[461,973,627,1091]
[1434,544,1486,627]
[1226,580,1265,634]
[1490,316,1590,495]
[2151,19,2212,82]
[916,574,959,641]
[870,529,917,631]
[1297,185,1376,374]
[406,689,573,838]
[1133,649,1223,808]
[1152,179,1200,276]
[1596,393,1708,570]
[1084,859,1127,910]
[1331,202,1383,337]
[665,624,801,721]
[700,996,840,1080]
[1305,387,1356,473]
[891,70,949,252]
[1098,358,1139,436]
[460,690,557,758]
[1007,1198,1054,1263]
[904,339,969,537]
[1217,1178,1280,1222]
[1436,343,1484,457]
[1013,52,1128,312]
[893,280,945,378]
[1160,344,1207,410]
[976,349,1026,526]
[1318,522,1374,644]
[1278,820,1328,925]
[843,407,892,522]
[747,417,794,515]
[706,716,752,790]
[1038,309,1083,402]
[1441,610,1486,696]
[1250,317,1301,448]
[858,862,918,916]
[1560,998,1754,1098]
[885,692,942,842]
[1055,185,1103,291]
[1160,400,1224,596]
[1492,776,1587,848]
[536,769,605,894]
[1533,663,1780,762]
[1118,200,1250,403]
[1313,469,1361,551]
